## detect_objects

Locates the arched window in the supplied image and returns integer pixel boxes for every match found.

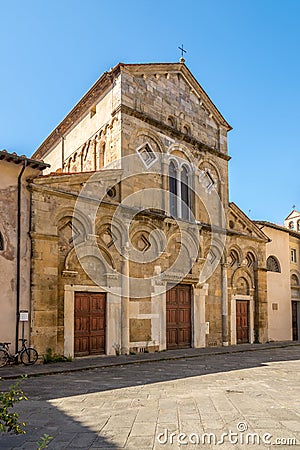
[267,255,281,273]
[0,232,4,251]
[100,143,106,168]
[289,221,294,230]
[181,165,190,220]
[297,220,300,232]
[246,251,256,268]
[169,161,178,217]
[167,116,175,127]
[183,124,191,136]
[169,160,192,220]
[291,274,299,286]
[229,249,239,267]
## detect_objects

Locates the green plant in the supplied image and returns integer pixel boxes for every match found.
[0,378,28,434]
[36,433,53,449]
[43,348,72,364]
[0,377,52,449]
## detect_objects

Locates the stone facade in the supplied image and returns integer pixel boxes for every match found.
[28,62,269,357]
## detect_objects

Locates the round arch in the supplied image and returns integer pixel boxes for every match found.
[227,245,243,267]
[53,207,93,236]
[65,241,115,272]
[291,272,300,286]
[198,158,222,183]
[267,255,281,273]
[231,267,254,291]
[168,143,193,163]
[130,128,164,154]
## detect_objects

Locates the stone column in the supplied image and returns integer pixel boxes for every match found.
[121,243,130,354]
[151,266,167,351]
[254,266,268,343]
[64,286,75,357]
[106,272,121,355]
[221,263,229,346]
[176,167,182,219]
[93,138,98,171]
[193,283,208,348]
[218,126,221,152]
[162,158,169,214]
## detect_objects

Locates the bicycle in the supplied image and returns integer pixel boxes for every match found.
[0,338,38,367]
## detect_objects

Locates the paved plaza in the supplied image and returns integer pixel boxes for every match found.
[0,346,299,449]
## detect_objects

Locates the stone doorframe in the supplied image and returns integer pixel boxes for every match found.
[152,281,208,351]
[64,284,121,357]
[230,294,254,345]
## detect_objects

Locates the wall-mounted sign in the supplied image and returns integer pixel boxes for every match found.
[19,311,29,322]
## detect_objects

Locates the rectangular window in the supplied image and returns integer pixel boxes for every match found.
[291,248,297,263]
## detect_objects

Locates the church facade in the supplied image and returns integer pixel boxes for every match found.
[26,62,269,357]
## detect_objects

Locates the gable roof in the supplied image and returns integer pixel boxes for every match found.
[32,62,232,161]
[122,63,232,130]
[229,202,270,242]
[285,209,300,221]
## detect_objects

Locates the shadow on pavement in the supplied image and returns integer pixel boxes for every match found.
[0,346,299,449]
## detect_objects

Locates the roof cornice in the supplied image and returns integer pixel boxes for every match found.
[229,202,270,242]
[32,63,122,161]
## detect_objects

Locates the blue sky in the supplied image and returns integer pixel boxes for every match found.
[0,0,299,224]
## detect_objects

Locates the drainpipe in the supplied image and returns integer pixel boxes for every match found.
[16,160,27,353]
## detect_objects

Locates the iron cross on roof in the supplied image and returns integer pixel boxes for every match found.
[178,44,187,62]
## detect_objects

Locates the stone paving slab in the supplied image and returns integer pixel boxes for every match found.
[0,345,299,449]
[0,341,299,380]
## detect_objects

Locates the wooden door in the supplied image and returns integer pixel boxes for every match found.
[292,301,299,341]
[166,284,191,349]
[74,292,106,356]
[236,300,249,344]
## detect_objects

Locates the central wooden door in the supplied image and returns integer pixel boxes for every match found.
[236,300,249,344]
[74,292,106,357]
[166,284,191,349]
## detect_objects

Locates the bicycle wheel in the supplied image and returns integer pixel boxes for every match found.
[0,348,9,367]
[20,347,38,365]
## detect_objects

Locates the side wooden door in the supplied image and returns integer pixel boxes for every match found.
[74,292,106,356]
[236,300,249,344]
[166,284,191,349]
